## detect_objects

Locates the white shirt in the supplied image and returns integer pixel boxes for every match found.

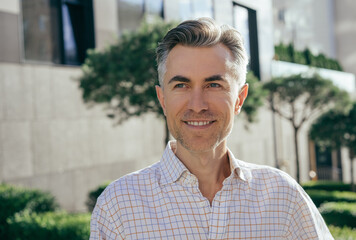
[90,141,333,239]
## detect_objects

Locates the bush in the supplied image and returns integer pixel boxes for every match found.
[0,184,59,239]
[7,211,91,240]
[319,202,356,228]
[302,181,352,192]
[329,225,356,240]
[274,43,343,71]
[274,43,293,62]
[306,189,356,207]
[86,181,110,212]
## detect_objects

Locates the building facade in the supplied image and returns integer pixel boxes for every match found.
[273,0,356,182]
[0,0,355,211]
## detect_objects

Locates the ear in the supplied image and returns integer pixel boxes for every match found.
[155,85,166,116]
[234,84,249,115]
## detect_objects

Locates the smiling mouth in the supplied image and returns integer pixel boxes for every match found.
[185,121,215,126]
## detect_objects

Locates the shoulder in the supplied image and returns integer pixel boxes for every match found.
[240,160,297,186]
[237,160,301,199]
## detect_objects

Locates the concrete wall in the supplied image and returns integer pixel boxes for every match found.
[0,63,165,211]
[0,0,21,63]
[334,0,356,78]
[93,0,119,50]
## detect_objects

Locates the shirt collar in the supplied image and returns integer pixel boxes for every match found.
[226,148,251,182]
[159,141,189,186]
[159,140,251,185]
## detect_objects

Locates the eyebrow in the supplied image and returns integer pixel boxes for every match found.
[205,75,225,82]
[168,75,190,84]
[168,74,226,84]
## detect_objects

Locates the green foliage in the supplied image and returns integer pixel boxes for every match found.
[305,189,356,207]
[274,43,293,62]
[79,20,176,123]
[86,181,110,212]
[242,72,267,123]
[0,184,59,239]
[320,202,356,228]
[7,211,91,240]
[274,43,343,71]
[264,74,349,120]
[293,50,307,65]
[310,102,356,156]
[329,225,356,240]
[302,181,352,192]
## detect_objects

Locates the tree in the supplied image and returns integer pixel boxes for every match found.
[78,20,265,147]
[263,73,350,183]
[310,102,356,191]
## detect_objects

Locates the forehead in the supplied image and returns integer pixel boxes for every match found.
[165,44,234,82]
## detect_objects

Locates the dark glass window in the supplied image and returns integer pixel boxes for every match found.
[21,0,95,65]
[22,0,59,63]
[118,0,164,34]
[233,3,260,79]
[179,0,213,20]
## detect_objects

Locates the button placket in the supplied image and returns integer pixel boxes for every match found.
[208,181,230,239]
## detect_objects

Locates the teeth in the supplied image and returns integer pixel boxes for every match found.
[187,121,211,126]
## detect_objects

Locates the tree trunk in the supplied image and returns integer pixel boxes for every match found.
[271,100,280,169]
[164,121,170,148]
[351,158,355,192]
[350,149,355,192]
[293,127,301,183]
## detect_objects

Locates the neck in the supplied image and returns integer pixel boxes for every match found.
[173,141,231,204]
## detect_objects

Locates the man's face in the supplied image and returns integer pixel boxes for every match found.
[156,44,248,153]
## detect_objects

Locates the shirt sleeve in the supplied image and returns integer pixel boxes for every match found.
[90,194,125,240]
[283,184,334,240]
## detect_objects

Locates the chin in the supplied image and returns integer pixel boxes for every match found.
[177,137,223,153]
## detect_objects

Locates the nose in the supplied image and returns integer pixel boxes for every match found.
[187,88,208,113]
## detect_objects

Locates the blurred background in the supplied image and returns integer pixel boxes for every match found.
[0,0,356,239]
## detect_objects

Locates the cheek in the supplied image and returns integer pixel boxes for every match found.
[212,96,236,110]
[164,95,186,116]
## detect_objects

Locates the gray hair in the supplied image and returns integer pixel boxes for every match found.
[156,18,248,88]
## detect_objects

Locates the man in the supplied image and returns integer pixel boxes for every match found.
[90,18,333,239]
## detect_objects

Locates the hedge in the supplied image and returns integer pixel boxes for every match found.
[329,225,356,240]
[86,181,110,212]
[306,189,356,207]
[7,211,91,240]
[0,184,59,239]
[302,181,352,192]
[274,43,343,71]
[320,202,356,228]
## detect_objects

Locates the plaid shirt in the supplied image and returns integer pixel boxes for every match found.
[90,141,333,239]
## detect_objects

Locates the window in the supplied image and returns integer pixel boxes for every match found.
[118,0,164,34]
[233,3,260,79]
[179,0,213,20]
[278,9,285,23]
[21,0,95,65]
[314,145,342,181]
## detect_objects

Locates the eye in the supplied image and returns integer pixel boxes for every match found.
[208,83,221,88]
[174,83,186,88]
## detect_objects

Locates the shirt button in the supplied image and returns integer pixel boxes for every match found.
[199,201,206,207]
